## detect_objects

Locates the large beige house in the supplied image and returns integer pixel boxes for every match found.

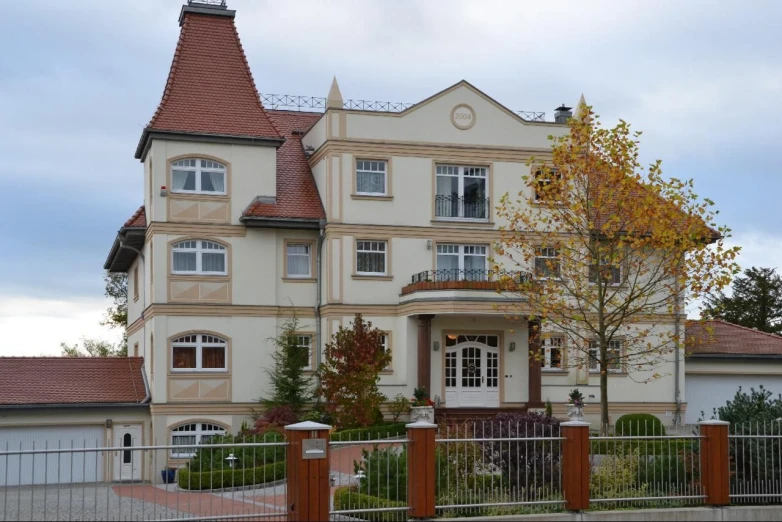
[100,0,685,460]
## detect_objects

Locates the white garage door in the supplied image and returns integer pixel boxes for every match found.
[0,425,105,486]
[685,374,782,424]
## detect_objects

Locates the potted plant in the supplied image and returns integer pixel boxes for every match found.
[567,388,585,421]
[410,387,435,423]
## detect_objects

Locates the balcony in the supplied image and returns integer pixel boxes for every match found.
[434,195,490,221]
[401,269,530,296]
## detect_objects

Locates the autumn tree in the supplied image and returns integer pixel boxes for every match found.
[703,267,782,335]
[495,103,739,428]
[316,314,391,429]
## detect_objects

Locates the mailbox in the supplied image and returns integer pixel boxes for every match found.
[302,438,327,460]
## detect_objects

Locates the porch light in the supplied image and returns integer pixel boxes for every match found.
[509,342,516,352]
[446,334,457,340]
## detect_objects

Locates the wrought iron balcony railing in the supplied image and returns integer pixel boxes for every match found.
[410,269,531,284]
[434,195,490,220]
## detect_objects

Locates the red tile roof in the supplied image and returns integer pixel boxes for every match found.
[141,9,281,145]
[124,205,146,228]
[0,357,148,406]
[686,320,782,356]
[242,110,326,221]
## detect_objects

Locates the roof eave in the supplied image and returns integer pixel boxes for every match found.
[687,353,782,361]
[240,216,323,230]
[0,402,151,410]
[135,129,285,161]
[104,227,146,272]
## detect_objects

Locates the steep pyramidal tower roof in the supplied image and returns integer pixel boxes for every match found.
[135,1,282,159]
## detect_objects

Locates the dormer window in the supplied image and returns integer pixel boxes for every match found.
[171,158,226,195]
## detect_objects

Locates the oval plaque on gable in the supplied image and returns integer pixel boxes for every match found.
[451,104,476,130]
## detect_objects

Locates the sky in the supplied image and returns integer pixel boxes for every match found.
[1,0,780,356]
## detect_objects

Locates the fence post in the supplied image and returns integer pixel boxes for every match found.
[285,421,331,522]
[561,420,590,511]
[699,420,730,506]
[407,419,437,519]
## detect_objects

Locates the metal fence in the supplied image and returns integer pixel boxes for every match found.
[434,420,564,518]
[589,422,704,509]
[729,421,782,503]
[0,439,288,521]
[329,429,409,522]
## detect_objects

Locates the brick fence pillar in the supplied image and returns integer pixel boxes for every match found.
[285,421,331,522]
[699,420,730,506]
[561,420,590,511]
[407,419,437,519]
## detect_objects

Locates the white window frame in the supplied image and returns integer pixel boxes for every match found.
[296,334,313,370]
[588,339,622,373]
[589,253,622,286]
[436,244,488,281]
[435,165,489,221]
[541,336,565,372]
[356,240,387,276]
[170,423,226,458]
[286,243,312,278]
[355,160,387,196]
[381,333,391,371]
[171,333,228,372]
[172,240,227,276]
[171,158,227,195]
[534,168,562,202]
[535,246,561,280]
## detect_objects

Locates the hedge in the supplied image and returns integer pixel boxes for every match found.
[178,460,286,490]
[333,487,407,522]
[330,423,407,442]
[614,413,666,436]
[591,438,695,456]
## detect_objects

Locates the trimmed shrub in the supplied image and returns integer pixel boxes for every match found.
[188,431,285,472]
[178,460,286,490]
[330,423,407,442]
[333,487,407,522]
[615,413,666,436]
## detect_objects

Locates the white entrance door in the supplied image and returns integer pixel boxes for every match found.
[445,342,500,408]
[113,425,142,481]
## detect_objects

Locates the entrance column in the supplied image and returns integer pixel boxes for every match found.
[528,319,543,408]
[417,315,435,392]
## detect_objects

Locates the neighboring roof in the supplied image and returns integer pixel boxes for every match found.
[135,5,282,159]
[124,205,146,228]
[686,319,782,357]
[0,357,149,407]
[241,110,325,223]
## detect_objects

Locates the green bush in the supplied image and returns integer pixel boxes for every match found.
[330,422,407,442]
[591,438,694,456]
[615,413,666,436]
[333,487,406,522]
[354,446,407,502]
[590,449,648,507]
[637,453,699,494]
[188,432,285,471]
[178,460,286,490]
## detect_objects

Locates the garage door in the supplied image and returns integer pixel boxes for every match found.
[685,374,782,424]
[0,425,105,486]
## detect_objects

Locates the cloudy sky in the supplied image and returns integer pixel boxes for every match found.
[1,0,780,356]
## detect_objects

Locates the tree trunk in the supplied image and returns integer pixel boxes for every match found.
[600,369,609,434]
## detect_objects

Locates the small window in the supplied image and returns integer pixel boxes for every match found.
[171,422,226,458]
[535,247,561,279]
[296,334,313,370]
[540,336,564,371]
[171,333,227,371]
[381,333,391,371]
[588,340,622,373]
[589,253,621,286]
[356,240,387,275]
[287,244,312,278]
[133,266,139,300]
[534,168,562,202]
[356,160,387,196]
[172,240,227,275]
[171,158,226,195]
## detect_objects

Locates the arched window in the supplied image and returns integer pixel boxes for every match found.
[170,422,226,458]
[171,158,226,195]
[172,240,227,275]
[171,333,227,371]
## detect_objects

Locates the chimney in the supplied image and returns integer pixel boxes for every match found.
[180,0,234,26]
[554,104,573,124]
